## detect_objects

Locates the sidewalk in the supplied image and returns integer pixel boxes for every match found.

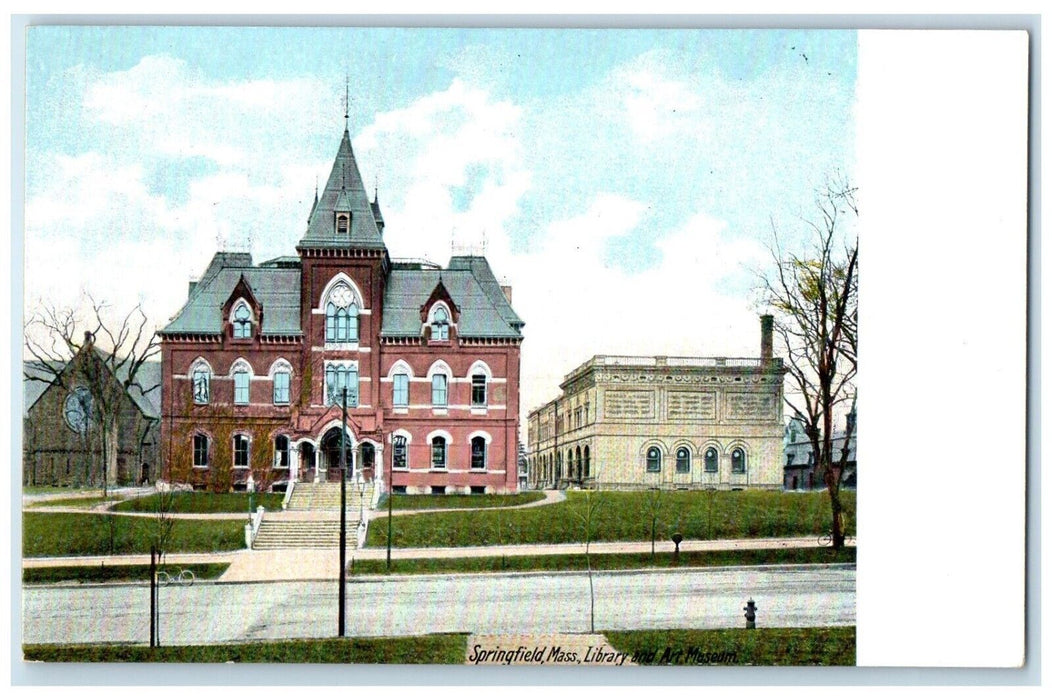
[20,536,837,582]
[216,536,833,582]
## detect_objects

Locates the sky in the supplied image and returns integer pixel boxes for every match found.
[22,26,857,421]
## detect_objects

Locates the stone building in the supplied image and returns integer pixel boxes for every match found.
[159,124,524,495]
[23,336,161,487]
[526,316,785,490]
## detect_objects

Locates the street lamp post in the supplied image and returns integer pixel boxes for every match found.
[338,387,348,638]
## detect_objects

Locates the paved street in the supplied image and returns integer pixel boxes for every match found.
[22,564,854,646]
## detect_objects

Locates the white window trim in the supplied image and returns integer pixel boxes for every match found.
[465,360,493,379]
[228,357,255,378]
[232,433,252,469]
[467,430,493,445]
[323,360,360,407]
[228,298,255,325]
[315,273,365,314]
[267,358,294,378]
[386,360,414,380]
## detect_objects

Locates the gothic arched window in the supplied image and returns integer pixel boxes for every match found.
[325,283,359,343]
[232,303,252,339]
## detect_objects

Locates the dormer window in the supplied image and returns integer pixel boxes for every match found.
[337,213,349,234]
[232,302,252,339]
[432,306,449,341]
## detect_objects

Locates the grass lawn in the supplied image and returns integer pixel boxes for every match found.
[367,489,855,548]
[379,492,547,510]
[604,627,856,666]
[26,496,121,509]
[23,562,231,585]
[23,512,245,557]
[23,486,96,495]
[352,546,855,576]
[111,492,285,514]
[23,634,468,663]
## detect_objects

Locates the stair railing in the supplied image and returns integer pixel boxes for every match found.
[282,481,294,511]
[244,505,266,549]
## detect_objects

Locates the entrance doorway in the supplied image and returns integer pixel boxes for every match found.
[320,427,354,482]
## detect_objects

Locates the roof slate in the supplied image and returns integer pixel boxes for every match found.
[298,129,385,250]
[163,257,302,336]
[381,257,523,339]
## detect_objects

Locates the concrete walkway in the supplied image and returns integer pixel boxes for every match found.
[21,536,840,582]
[386,489,566,517]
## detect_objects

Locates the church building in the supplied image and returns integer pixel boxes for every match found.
[159,125,524,495]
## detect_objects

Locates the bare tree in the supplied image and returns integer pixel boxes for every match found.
[24,295,161,495]
[642,487,665,561]
[760,176,858,550]
[571,490,604,633]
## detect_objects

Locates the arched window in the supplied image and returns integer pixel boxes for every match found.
[575,446,582,480]
[273,369,290,405]
[432,306,449,341]
[325,283,359,343]
[361,443,375,470]
[704,447,719,473]
[193,434,209,468]
[234,370,250,405]
[233,434,250,468]
[274,435,289,468]
[732,448,746,474]
[232,303,252,339]
[431,374,448,406]
[676,447,691,474]
[393,435,408,470]
[471,373,487,406]
[192,365,210,405]
[431,436,447,470]
[583,445,590,479]
[337,214,349,234]
[646,446,662,473]
[471,436,487,470]
[393,373,409,406]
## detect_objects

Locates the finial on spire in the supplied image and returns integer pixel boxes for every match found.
[344,75,349,132]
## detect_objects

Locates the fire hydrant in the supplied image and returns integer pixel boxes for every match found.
[743,599,757,629]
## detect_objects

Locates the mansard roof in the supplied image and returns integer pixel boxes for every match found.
[382,255,524,340]
[297,128,385,251]
[162,252,302,336]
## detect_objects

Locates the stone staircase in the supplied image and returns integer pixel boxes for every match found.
[286,481,374,513]
[250,481,375,551]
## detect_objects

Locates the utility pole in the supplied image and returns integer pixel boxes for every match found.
[387,435,393,570]
[338,387,348,637]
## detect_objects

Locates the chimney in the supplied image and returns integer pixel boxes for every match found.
[83,331,95,346]
[500,285,513,304]
[760,314,773,361]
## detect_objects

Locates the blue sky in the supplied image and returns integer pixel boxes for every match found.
[24,26,856,414]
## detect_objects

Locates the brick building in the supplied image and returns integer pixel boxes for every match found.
[159,126,524,495]
[526,316,785,490]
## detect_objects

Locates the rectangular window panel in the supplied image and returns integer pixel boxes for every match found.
[471,439,486,470]
[393,374,409,407]
[234,372,249,405]
[193,435,208,467]
[393,436,407,469]
[432,375,448,406]
[273,372,290,404]
[471,375,487,406]
[193,371,210,404]
[432,439,446,469]
[234,436,249,467]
